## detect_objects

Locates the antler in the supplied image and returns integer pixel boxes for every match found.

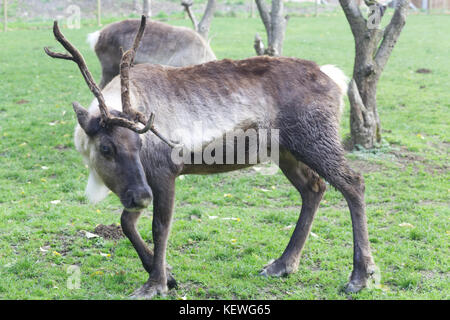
[120,15,146,118]
[44,16,179,148]
[44,21,111,122]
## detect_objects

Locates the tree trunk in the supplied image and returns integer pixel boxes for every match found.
[143,0,151,18]
[254,0,288,56]
[340,0,409,149]
[197,0,216,39]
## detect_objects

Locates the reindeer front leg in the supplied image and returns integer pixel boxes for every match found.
[130,177,176,299]
[121,210,177,291]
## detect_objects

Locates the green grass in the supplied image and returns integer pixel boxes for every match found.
[0,14,449,300]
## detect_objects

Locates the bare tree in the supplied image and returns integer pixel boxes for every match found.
[340,0,409,149]
[181,0,216,40]
[143,0,151,18]
[254,0,289,57]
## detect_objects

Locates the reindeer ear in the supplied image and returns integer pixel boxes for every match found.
[72,102,91,132]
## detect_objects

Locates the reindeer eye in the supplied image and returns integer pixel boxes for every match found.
[100,145,112,156]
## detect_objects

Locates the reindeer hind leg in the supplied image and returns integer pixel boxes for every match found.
[261,148,326,277]
[278,109,376,292]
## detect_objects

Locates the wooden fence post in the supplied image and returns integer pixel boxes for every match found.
[3,0,7,32]
[97,0,102,26]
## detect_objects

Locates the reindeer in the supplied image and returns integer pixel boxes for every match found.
[88,18,216,89]
[45,17,376,298]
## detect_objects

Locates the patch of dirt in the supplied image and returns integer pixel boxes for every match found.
[389,146,425,165]
[389,145,448,175]
[54,144,70,151]
[416,68,432,74]
[15,99,30,104]
[348,159,385,173]
[94,224,124,240]
[419,270,448,281]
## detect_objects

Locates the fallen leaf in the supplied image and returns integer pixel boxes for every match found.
[100,252,111,258]
[399,223,414,228]
[222,217,240,221]
[82,230,99,239]
[52,251,61,256]
[223,193,233,198]
[50,200,61,204]
[208,215,218,220]
[39,246,50,252]
[310,232,319,238]
[41,166,49,170]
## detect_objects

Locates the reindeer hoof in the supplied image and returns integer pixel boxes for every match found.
[345,264,377,293]
[345,280,366,293]
[130,282,168,300]
[259,259,296,277]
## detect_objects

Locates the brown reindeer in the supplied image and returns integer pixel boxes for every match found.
[88,19,216,89]
[45,17,376,298]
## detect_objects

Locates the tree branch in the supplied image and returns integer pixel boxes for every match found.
[375,0,409,70]
[254,33,265,56]
[181,0,198,31]
[269,0,286,56]
[339,0,366,40]
[348,79,377,147]
[255,0,272,44]
[197,0,216,39]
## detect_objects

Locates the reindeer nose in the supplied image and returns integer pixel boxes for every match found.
[124,187,152,209]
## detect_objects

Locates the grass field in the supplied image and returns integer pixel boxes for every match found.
[0,13,449,300]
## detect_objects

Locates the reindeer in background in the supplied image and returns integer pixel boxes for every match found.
[88,18,216,89]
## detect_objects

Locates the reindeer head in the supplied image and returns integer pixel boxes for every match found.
[45,16,175,211]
